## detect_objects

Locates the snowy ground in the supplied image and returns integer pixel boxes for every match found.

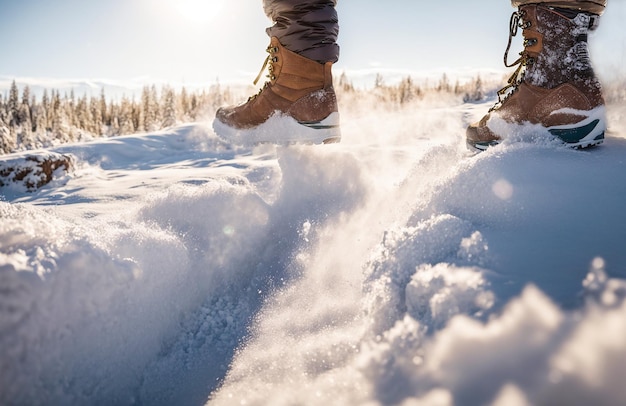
[2,94,626,406]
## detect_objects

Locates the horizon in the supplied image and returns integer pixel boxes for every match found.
[0,66,511,102]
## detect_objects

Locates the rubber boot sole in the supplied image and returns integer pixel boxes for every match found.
[213,112,341,146]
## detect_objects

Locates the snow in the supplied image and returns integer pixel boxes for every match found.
[1,93,626,406]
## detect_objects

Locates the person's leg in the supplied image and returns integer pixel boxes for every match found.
[466,0,607,152]
[512,0,606,14]
[264,0,339,64]
[213,0,340,146]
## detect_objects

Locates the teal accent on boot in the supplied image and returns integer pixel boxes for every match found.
[549,119,600,144]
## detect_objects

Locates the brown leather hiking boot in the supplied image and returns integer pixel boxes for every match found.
[467,4,606,152]
[213,37,341,146]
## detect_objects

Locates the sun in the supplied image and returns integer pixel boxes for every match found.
[174,0,224,23]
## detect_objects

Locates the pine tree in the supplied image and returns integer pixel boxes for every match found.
[338,71,354,93]
[74,95,92,140]
[89,96,103,135]
[18,103,34,149]
[463,75,484,102]
[374,73,385,89]
[189,93,198,120]
[118,96,135,135]
[454,79,462,95]
[437,73,451,93]
[68,90,77,129]
[398,76,414,104]
[17,85,33,132]
[99,88,109,126]
[1,124,17,154]
[0,104,13,154]
[109,103,120,135]
[150,84,161,129]
[141,86,154,131]
[162,86,177,128]
[0,95,6,126]
[51,90,69,143]
[130,98,141,132]
[180,86,190,121]
[41,90,51,130]
[32,102,47,148]
[8,80,19,126]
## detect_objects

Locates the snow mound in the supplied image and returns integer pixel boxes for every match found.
[211,136,626,406]
[1,98,626,406]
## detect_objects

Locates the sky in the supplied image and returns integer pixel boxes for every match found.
[1,0,625,87]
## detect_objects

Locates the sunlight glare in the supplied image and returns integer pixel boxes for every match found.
[175,0,224,23]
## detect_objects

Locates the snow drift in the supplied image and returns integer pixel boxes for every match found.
[1,95,626,406]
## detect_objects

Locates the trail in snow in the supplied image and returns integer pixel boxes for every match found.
[1,95,626,406]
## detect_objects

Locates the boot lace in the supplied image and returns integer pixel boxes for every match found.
[490,9,536,112]
[247,44,280,101]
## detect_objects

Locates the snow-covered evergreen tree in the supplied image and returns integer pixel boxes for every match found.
[2,123,17,154]
[179,86,190,121]
[162,86,177,128]
[32,102,47,148]
[463,75,485,102]
[0,105,14,154]
[99,88,108,127]
[74,95,93,141]
[19,85,32,125]
[398,76,414,105]
[118,96,135,135]
[89,96,103,135]
[8,80,19,127]
[41,90,51,131]
[141,85,159,132]
[17,103,34,150]
[437,73,451,93]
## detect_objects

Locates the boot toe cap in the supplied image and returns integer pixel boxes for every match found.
[466,118,501,151]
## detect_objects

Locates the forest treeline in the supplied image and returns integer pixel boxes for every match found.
[0,72,537,155]
[0,81,235,155]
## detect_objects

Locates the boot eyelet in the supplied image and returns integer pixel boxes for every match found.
[272,57,278,63]
[524,38,537,47]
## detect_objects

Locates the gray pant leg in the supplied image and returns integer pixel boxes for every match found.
[511,0,606,14]
[263,0,339,63]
